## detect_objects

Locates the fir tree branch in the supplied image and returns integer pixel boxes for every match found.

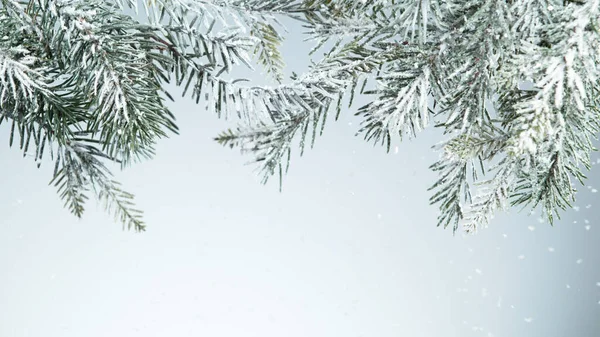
[214,42,403,184]
[428,135,476,233]
[3,0,600,234]
[355,49,433,151]
[463,160,515,233]
[53,141,145,231]
[215,114,306,188]
[250,21,285,83]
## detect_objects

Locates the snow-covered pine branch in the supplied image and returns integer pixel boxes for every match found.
[355,47,432,151]
[2,0,600,233]
[215,42,402,186]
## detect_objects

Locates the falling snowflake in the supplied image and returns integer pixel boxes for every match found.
[576,259,583,264]
[585,225,591,231]
[524,317,533,323]
[566,284,571,289]
[475,269,482,275]
[518,255,525,260]
[527,225,535,231]
[548,247,555,252]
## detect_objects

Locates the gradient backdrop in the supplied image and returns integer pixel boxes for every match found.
[1,15,599,337]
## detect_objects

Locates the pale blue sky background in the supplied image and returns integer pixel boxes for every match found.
[1,13,600,337]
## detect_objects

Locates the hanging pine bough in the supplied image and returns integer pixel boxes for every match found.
[1,0,599,234]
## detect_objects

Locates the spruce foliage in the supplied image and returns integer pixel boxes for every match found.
[1,0,599,233]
